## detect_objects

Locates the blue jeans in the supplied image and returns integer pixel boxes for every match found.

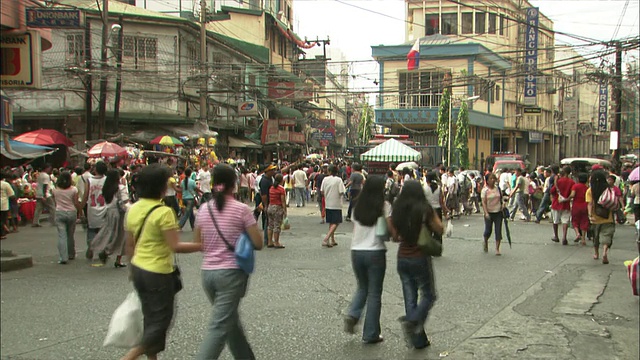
[179,199,195,230]
[346,189,361,219]
[55,210,76,262]
[196,269,255,360]
[294,187,306,206]
[348,250,386,342]
[397,256,437,348]
[536,192,551,221]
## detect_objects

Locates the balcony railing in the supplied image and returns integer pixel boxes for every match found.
[383,93,443,109]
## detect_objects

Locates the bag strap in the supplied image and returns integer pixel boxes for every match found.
[134,204,164,245]
[206,201,235,252]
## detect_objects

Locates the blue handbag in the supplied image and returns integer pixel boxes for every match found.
[207,203,255,274]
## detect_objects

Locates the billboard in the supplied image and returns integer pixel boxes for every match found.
[524,7,539,106]
[597,82,608,132]
[26,8,84,28]
[237,101,259,116]
[0,31,42,88]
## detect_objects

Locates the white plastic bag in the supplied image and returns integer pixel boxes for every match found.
[445,219,453,238]
[103,291,143,348]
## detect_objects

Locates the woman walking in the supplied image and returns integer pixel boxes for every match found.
[179,168,202,231]
[569,173,589,245]
[91,170,131,267]
[267,173,287,248]
[423,171,446,248]
[391,180,443,349]
[194,164,263,360]
[343,176,391,344]
[51,171,80,264]
[587,170,616,264]
[122,164,201,360]
[481,173,504,255]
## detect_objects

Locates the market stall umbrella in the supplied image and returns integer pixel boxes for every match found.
[149,135,184,147]
[630,166,639,182]
[87,141,127,158]
[396,161,419,171]
[360,138,421,162]
[306,154,322,160]
[0,139,56,160]
[13,129,74,147]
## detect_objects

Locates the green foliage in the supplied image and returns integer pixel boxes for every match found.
[437,87,451,149]
[455,100,470,168]
[358,103,373,145]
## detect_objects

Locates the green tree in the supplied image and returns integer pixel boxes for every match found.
[437,87,451,159]
[455,99,470,168]
[358,103,373,145]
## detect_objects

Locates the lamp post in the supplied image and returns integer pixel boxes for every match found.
[448,95,479,166]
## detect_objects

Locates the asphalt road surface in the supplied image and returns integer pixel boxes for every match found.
[1,203,638,360]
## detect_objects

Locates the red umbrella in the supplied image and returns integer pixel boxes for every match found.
[87,141,127,158]
[13,129,74,147]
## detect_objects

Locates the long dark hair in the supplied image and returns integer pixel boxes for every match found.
[183,168,192,190]
[353,175,385,226]
[590,170,608,202]
[102,170,120,204]
[425,171,439,193]
[392,180,433,244]
[56,171,72,189]
[212,164,237,211]
[273,173,283,189]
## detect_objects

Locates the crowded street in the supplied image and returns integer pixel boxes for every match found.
[1,203,638,360]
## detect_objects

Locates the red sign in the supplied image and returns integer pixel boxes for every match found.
[289,132,305,144]
[319,140,329,147]
[261,120,279,144]
[268,81,296,99]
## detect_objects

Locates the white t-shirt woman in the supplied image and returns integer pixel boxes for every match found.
[351,201,391,251]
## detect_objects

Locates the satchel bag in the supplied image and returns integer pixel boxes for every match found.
[417,223,442,257]
[207,202,255,274]
[598,187,618,210]
[594,203,611,219]
[134,204,183,293]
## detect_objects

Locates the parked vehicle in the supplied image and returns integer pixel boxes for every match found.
[486,152,524,171]
[560,157,612,173]
[493,160,525,173]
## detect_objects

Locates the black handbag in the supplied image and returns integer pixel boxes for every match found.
[594,204,610,219]
[134,204,183,293]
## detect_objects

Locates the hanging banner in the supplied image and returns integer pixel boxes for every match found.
[524,7,539,106]
[564,97,578,133]
[597,82,608,132]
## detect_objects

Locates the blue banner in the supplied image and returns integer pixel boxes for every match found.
[524,7,539,106]
[598,82,608,132]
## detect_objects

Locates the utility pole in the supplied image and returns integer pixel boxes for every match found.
[113,16,123,134]
[198,0,208,129]
[97,0,109,139]
[613,41,623,173]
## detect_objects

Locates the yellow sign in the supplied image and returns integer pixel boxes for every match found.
[633,136,639,149]
[0,31,42,88]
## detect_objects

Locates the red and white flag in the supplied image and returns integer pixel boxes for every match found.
[407,39,420,71]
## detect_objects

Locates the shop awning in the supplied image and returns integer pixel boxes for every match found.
[228,136,261,148]
[271,106,304,120]
[360,138,422,162]
[1,140,56,160]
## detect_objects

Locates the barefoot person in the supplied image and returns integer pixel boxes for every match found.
[587,170,617,264]
[320,165,346,247]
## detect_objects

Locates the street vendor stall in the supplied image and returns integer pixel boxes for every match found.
[360,138,422,175]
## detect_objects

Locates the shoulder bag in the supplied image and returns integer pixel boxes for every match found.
[134,204,183,293]
[417,213,443,257]
[206,202,255,274]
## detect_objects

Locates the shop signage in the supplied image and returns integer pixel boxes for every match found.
[26,8,84,28]
[598,82,608,132]
[237,101,258,116]
[528,131,543,143]
[1,95,13,132]
[523,107,541,114]
[311,132,334,140]
[278,130,289,142]
[268,81,295,99]
[375,108,448,125]
[261,120,279,144]
[564,97,578,133]
[524,7,539,106]
[0,31,42,88]
[633,136,639,149]
[289,132,305,144]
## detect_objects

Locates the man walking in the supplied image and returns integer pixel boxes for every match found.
[33,164,55,227]
[535,167,556,223]
[507,168,531,221]
[320,165,346,247]
[345,163,365,221]
[292,164,308,207]
[259,164,276,245]
[81,161,108,259]
[550,166,574,245]
[198,163,212,202]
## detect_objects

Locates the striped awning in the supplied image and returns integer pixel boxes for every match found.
[360,138,422,162]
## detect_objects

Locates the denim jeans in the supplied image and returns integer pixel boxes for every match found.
[397,256,436,349]
[196,269,255,360]
[179,199,195,230]
[536,192,551,221]
[33,197,55,225]
[348,250,386,342]
[346,189,361,219]
[55,210,76,262]
[294,187,306,206]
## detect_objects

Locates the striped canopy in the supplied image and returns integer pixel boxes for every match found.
[360,138,422,162]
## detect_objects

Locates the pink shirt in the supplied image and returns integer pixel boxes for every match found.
[52,186,78,212]
[239,173,249,188]
[196,197,257,270]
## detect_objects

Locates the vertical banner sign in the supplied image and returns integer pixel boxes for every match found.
[524,8,539,106]
[598,82,608,132]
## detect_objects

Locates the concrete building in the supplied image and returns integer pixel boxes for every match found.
[373,0,558,168]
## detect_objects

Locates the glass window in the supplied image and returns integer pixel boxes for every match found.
[425,14,439,35]
[475,12,485,34]
[488,13,497,34]
[495,85,500,101]
[442,13,458,35]
[461,13,473,34]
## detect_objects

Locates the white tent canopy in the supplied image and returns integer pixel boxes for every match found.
[360,138,421,162]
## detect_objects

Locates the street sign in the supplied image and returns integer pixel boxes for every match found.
[523,107,541,114]
[26,8,84,28]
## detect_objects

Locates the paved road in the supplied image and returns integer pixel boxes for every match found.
[1,204,638,360]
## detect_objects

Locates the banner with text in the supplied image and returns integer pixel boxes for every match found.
[598,82,608,132]
[524,8,539,106]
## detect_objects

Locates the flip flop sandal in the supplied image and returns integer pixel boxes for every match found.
[602,256,609,264]
[274,245,285,249]
[330,242,338,246]
[322,243,333,248]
